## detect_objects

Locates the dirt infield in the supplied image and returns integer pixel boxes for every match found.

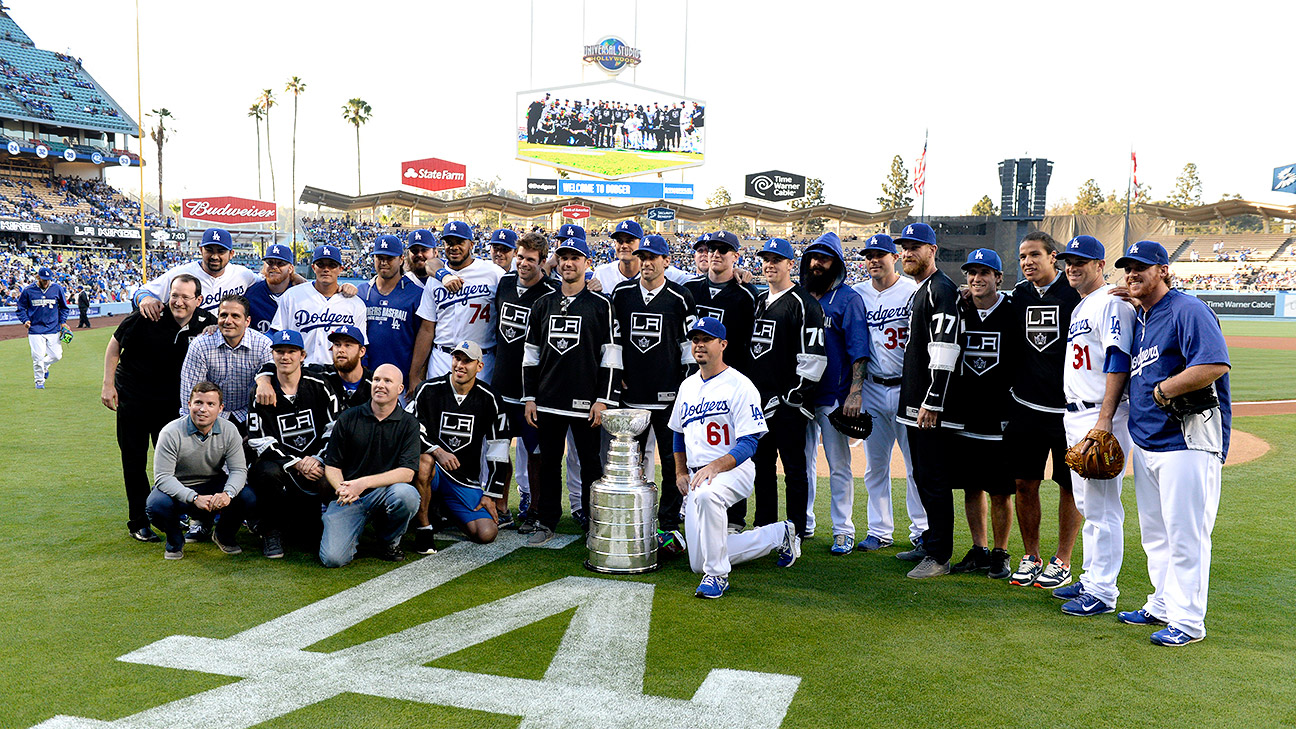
[0,314,127,343]
[1226,335,1296,351]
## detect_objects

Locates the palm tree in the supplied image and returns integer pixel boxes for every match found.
[341,98,372,195]
[285,76,306,245]
[248,102,264,198]
[260,89,278,203]
[147,108,174,224]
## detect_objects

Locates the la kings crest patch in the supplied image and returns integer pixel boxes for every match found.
[277,411,317,452]
[750,319,776,359]
[547,315,582,354]
[500,302,530,343]
[630,312,663,353]
[1025,306,1060,352]
[696,305,724,322]
[962,331,1000,375]
[440,412,475,452]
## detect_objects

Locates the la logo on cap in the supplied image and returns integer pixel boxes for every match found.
[281,332,291,341]
[498,231,506,239]
[1130,244,1140,254]
[905,226,914,235]
[975,250,984,259]
[212,231,221,241]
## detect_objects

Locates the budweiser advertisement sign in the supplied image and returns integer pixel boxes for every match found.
[401,157,467,192]
[562,204,591,220]
[182,196,277,225]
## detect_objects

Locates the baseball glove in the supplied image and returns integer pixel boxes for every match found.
[1157,385,1219,422]
[1064,429,1124,480]
[828,406,873,440]
[58,325,73,344]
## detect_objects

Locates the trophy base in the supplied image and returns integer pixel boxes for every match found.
[584,559,661,575]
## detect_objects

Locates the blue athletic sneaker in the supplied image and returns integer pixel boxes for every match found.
[776,521,801,567]
[1062,593,1114,617]
[695,574,729,599]
[1052,582,1085,601]
[1117,609,1167,626]
[517,492,531,521]
[1151,626,1203,646]
[35,382,44,389]
[830,534,854,555]
[855,534,893,552]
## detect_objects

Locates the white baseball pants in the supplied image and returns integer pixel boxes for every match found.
[29,332,62,385]
[860,381,926,542]
[803,402,855,538]
[1064,402,1131,606]
[1132,445,1221,639]
[684,461,785,577]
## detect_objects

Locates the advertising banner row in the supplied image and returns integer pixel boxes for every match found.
[0,218,188,241]
[1188,291,1296,319]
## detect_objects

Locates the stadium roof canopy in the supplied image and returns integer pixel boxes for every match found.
[1140,199,1296,224]
[0,11,139,136]
[299,186,910,227]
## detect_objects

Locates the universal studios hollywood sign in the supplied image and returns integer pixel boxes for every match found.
[582,37,642,76]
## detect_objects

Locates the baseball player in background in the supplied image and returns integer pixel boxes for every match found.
[404,229,437,286]
[590,220,695,293]
[850,234,928,553]
[271,245,368,366]
[894,223,961,579]
[1117,241,1231,646]
[1048,236,1136,616]
[410,221,505,387]
[134,228,259,319]
[244,243,296,334]
[671,317,800,599]
[489,228,519,272]
[798,232,869,554]
[1004,231,1082,589]
[358,234,423,385]
[17,266,69,389]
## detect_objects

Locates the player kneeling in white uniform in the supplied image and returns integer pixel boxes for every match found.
[1051,236,1135,617]
[670,317,801,599]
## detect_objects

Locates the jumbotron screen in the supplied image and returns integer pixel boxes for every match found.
[516,80,704,180]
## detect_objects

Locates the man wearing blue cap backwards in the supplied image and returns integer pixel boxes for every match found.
[134,228,260,319]
[17,265,69,389]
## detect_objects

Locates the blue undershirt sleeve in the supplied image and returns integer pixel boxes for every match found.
[726,433,760,466]
[673,431,686,454]
[1103,347,1131,374]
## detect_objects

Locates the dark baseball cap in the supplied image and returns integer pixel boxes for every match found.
[961,248,1003,273]
[441,221,473,241]
[1116,241,1170,269]
[863,234,897,255]
[895,222,937,247]
[327,325,366,345]
[708,231,741,252]
[406,229,436,249]
[688,316,726,340]
[555,224,587,242]
[202,228,234,250]
[372,234,404,257]
[312,245,342,264]
[270,329,305,350]
[489,228,518,250]
[613,220,644,240]
[262,243,294,264]
[758,238,795,261]
[634,234,670,257]
[1057,235,1105,262]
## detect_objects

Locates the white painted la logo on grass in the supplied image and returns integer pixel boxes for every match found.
[34,533,800,729]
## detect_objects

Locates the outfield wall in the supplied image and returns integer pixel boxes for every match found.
[1184,290,1296,320]
[0,301,133,324]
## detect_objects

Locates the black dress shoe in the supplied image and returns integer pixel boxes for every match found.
[130,526,161,543]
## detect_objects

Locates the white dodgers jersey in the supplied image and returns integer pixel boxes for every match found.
[1064,284,1135,404]
[669,367,768,468]
[853,275,917,379]
[415,258,504,349]
[272,282,369,365]
[138,260,259,313]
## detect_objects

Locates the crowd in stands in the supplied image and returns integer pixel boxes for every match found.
[0,42,121,121]
[0,173,163,227]
[0,243,181,306]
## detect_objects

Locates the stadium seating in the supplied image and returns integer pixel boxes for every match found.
[1175,233,1293,263]
[0,170,159,227]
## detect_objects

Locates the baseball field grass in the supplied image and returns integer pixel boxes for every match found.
[3,325,1294,728]
[517,142,701,178]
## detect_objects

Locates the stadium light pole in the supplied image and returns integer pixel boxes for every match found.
[135,0,147,277]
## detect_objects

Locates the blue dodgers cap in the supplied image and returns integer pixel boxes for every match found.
[406,229,436,249]
[312,244,343,264]
[372,234,405,257]
[693,232,711,250]
[708,230,741,252]
[863,233,897,255]
[613,219,644,240]
[262,243,294,263]
[1058,235,1105,262]
[202,228,234,250]
[555,236,593,258]
[757,237,796,261]
[269,329,305,350]
[327,324,366,345]
[555,223,586,241]
[634,234,670,257]
[441,221,473,241]
[37,266,53,279]
[895,222,937,247]
[1116,240,1170,269]
[687,316,727,340]
[961,248,1003,273]
[489,228,518,249]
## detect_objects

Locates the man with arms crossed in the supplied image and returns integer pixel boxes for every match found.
[671,317,800,599]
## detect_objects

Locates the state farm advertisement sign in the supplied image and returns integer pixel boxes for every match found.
[401,157,467,192]
[182,196,277,225]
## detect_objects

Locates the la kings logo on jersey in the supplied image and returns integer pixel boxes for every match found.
[630,312,663,353]
[548,315,582,354]
[499,302,530,343]
[962,332,1000,375]
[440,412,475,452]
[750,319,776,359]
[697,305,724,322]
[1025,306,1059,352]
[277,411,317,451]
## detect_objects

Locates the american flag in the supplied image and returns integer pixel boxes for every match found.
[913,139,927,196]
[1131,151,1139,198]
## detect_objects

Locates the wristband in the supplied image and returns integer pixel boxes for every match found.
[434,268,452,282]
[1155,383,1168,403]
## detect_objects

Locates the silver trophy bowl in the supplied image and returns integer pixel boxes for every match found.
[585,408,661,574]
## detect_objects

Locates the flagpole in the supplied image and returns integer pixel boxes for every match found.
[135,0,147,278]
[920,128,928,222]
[1123,147,1133,249]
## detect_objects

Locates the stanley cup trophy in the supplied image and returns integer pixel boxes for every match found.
[585,408,660,574]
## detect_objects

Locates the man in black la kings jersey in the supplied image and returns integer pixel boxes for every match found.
[894,223,962,579]
[684,230,760,532]
[611,234,696,535]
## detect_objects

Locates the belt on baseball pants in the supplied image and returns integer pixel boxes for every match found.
[437,344,496,355]
[868,374,902,387]
[1066,401,1100,412]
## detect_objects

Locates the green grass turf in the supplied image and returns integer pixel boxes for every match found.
[1224,348,1296,401]
[1220,319,1296,338]
[517,142,701,177]
[3,327,1295,728]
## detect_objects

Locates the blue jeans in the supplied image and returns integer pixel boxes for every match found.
[319,484,419,567]
[145,478,257,552]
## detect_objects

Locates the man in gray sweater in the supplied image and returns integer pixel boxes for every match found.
[145,381,251,559]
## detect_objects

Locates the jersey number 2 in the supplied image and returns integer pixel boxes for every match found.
[706,421,731,446]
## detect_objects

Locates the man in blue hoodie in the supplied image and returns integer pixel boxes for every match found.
[800,233,870,554]
[17,266,70,389]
